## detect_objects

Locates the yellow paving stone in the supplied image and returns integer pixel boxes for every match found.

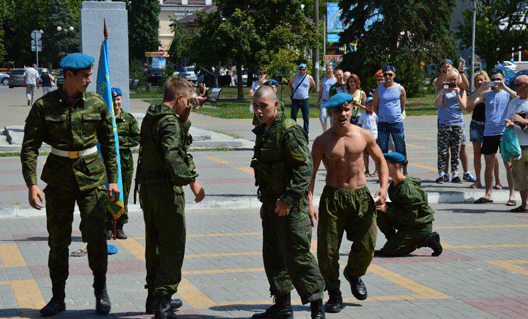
[10,279,46,317]
[118,237,145,260]
[0,243,26,268]
[178,277,216,309]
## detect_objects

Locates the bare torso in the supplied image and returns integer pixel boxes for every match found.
[318,125,368,189]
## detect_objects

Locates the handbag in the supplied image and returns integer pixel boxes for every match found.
[500,127,521,162]
[291,74,307,101]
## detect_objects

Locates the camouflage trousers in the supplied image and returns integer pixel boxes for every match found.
[44,185,108,285]
[377,213,432,256]
[437,124,464,176]
[261,195,325,304]
[140,183,186,297]
[317,186,377,291]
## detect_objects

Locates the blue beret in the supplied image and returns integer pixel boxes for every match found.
[111,87,122,97]
[107,244,118,255]
[384,152,405,163]
[489,67,505,76]
[438,59,453,69]
[60,53,95,70]
[264,79,279,86]
[298,63,307,69]
[366,97,373,103]
[325,93,353,109]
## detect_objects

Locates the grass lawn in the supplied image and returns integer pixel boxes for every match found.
[131,86,438,118]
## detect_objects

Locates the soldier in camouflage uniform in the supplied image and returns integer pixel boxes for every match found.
[376,152,442,257]
[105,87,140,240]
[136,75,205,319]
[308,93,388,313]
[250,86,326,319]
[21,53,118,316]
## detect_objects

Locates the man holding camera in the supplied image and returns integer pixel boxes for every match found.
[468,68,517,204]
[504,75,528,212]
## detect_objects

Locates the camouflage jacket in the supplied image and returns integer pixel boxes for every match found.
[136,103,198,186]
[21,89,118,191]
[251,113,313,208]
[116,111,140,170]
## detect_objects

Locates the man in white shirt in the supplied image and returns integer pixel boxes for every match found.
[24,64,40,105]
[505,75,528,212]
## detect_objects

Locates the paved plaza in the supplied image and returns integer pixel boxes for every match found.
[1,86,528,318]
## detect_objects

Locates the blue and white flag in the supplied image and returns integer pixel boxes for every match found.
[96,25,123,202]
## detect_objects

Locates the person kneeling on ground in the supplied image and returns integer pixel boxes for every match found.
[375,152,443,257]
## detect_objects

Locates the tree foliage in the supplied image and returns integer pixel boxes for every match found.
[128,0,160,61]
[42,0,79,67]
[338,0,458,97]
[455,0,528,68]
[188,0,318,99]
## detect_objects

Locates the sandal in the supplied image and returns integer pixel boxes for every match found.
[494,184,503,190]
[475,197,493,203]
[70,246,87,257]
[470,182,482,189]
[506,199,517,206]
[511,206,528,212]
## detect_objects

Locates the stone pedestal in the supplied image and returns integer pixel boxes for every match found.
[79,1,130,112]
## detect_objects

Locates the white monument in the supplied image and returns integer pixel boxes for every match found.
[80,0,130,112]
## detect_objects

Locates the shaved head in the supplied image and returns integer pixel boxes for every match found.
[253,85,277,103]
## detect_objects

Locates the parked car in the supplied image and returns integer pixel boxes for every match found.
[9,67,45,88]
[181,65,197,83]
[233,68,248,85]
[496,61,517,73]
[0,72,9,86]
[145,67,164,86]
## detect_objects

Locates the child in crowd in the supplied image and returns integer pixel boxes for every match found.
[358,97,378,176]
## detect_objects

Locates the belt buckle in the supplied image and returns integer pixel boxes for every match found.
[68,151,79,159]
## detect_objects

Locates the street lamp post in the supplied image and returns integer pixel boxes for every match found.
[313,0,320,92]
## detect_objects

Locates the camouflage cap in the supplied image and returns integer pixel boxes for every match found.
[325,92,353,109]
[264,79,279,86]
[60,53,95,71]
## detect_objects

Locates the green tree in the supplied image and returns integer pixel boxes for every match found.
[455,1,528,68]
[168,21,196,66]
[1,0,49,66]
[338,0,458,96]
[42,0,79,68]
[191,8,261,99]
[128,0,160,61]
[0,16,6,64]
[189,0,317,99]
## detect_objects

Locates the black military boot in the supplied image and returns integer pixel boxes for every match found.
[154,294,178,319]
[94,275,111,315]
[310,299,325,319]
[40,282,66,316]
[146,285,183,314]
[419,232,443,256]
[324,288,342,313]
[344,267,367,300]
[105,222,113,240]
[252,292,293,319]
[116,223,128,239]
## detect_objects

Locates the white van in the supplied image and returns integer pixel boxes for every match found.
[182,65,197,83]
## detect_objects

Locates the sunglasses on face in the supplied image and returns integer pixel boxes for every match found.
[515,82,526,88]
[491,78,502,81]
[383,73,394,77]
